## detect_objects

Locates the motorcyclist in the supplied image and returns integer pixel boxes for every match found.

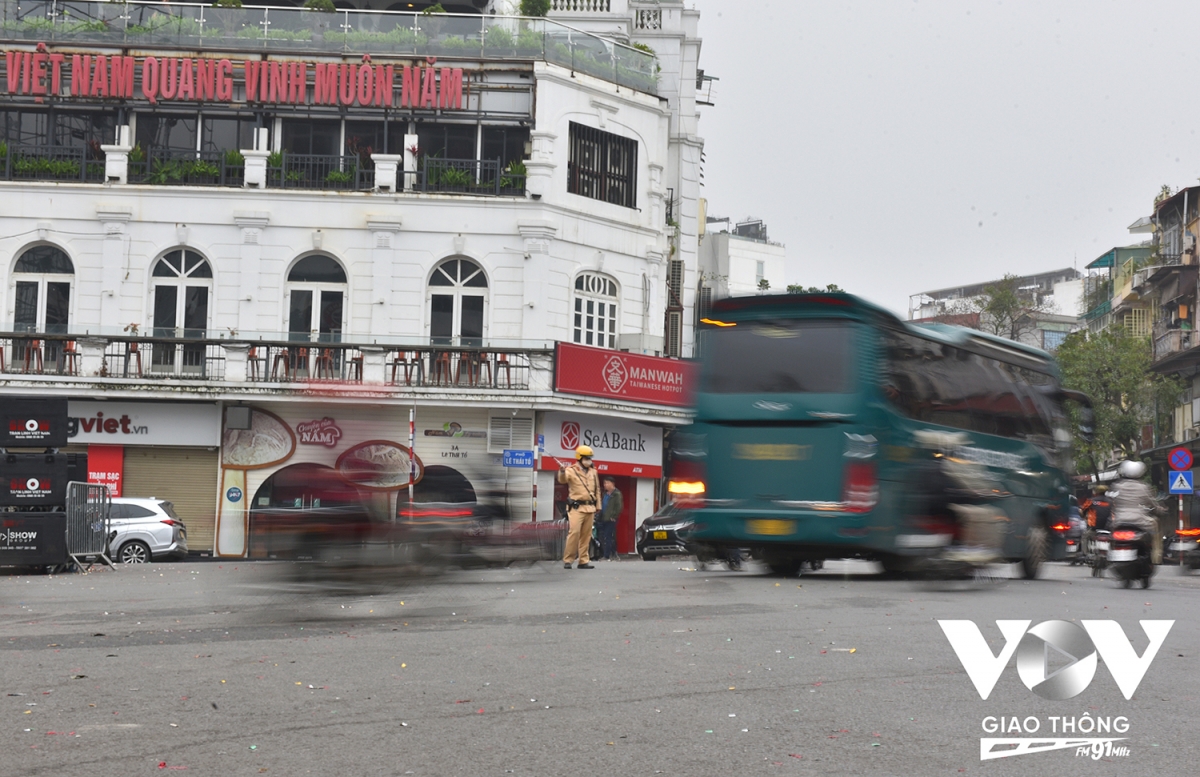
[1080,484,1111,558]
[1108,460,1163,564]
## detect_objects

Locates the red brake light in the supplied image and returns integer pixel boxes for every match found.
[398,508,474,518]
[160,519,182,527]
[1051,523,1070,532]
[1112,530,1137,541]
[668,458,707,506]
[842,462,877,513]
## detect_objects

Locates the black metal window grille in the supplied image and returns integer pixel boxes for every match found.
[568,121,637,209]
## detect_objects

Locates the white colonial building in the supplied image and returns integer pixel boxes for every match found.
[0,0,705,557]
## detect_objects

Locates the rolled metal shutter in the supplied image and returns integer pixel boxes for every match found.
[121,447,219,554]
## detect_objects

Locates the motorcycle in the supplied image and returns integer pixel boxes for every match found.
[906,433,1011,582]
[1169,527,1200,573]
[1090,529,1110,578]
[1108,523,1153,589]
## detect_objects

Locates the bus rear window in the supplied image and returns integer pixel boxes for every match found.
[701,321,855,394]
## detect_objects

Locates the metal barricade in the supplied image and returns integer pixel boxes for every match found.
[66,481,114,569]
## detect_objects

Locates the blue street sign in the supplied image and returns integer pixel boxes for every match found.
[503,449,535,468]
[1169,470,1194,495]
[1170,447,1194,471]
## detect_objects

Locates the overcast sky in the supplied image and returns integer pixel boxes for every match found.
[690,0,1199,316]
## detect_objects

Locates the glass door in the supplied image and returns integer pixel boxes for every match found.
[13,279,70,333]
[152,284,209,374]
[287,287,343,377]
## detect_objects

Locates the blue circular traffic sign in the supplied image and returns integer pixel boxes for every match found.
[1170,447,1193,471]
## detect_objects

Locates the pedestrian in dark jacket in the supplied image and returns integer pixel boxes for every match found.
[597,478,623,560]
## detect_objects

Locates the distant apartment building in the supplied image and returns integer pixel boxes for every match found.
[908,267,1082,351]
[695,213,786,319]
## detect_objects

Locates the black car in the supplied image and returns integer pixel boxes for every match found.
[635,503,691,560]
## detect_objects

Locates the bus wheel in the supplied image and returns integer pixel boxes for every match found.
[767,558,802,577]
[880,555,912,578]
[1021,526,1047,580]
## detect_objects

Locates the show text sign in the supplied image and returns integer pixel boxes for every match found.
[4,51,464,109]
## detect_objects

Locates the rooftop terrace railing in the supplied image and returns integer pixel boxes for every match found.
[0,0,659,93]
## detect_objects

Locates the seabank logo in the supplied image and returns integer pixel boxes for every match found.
[939,619,1174,700]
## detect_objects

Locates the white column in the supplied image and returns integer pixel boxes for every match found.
[402,134,418,191]
[100,125,132,185]
[95,206,132,330]
[222,343,250,383]
[371,153,402,192]
[366,218,401,336]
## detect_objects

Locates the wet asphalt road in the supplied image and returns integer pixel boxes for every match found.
[2,557,1199,777]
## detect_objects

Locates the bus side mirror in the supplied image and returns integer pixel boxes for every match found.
[1062,389,1095,443]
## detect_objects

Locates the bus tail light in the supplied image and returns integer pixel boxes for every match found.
[842,462,877,513]
[668,459,707,505]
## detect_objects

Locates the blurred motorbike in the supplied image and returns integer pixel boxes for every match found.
[1090,528,1110,577]
[1169,527,1200,573]
[906,432,1010,581]
[1109,523,1153,589]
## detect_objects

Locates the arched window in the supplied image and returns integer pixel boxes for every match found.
[13,245,74,334]
[428,258,488,345]
[287,253,347,342]
[573,272,619,348]
[150,249,213,373]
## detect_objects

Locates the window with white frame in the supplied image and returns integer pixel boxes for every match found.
[573,272,619,349]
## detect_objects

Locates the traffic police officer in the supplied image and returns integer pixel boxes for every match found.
[558,445,601,569]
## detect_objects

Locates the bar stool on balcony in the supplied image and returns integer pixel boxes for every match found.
[347,351,363,382]
[389,351,424,386]
[247,346,267,381]
[271,347,293,380]
[430,351,454,386]
[22,339,44,374]
[493,352,513,388]
[314,348,337,379]
[455,351,483,386]
[123,341,143,377]
[62,341,79,376]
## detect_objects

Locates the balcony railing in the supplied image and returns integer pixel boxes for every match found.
[0,332,548,393]
[1,144,106,183]
[266,153,370,191]
[0,1,659,94]
[418,158,525,197]
[128,149,245,187]
[1154,329,1197,362]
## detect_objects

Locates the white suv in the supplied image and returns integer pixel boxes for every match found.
[108,498,189,564]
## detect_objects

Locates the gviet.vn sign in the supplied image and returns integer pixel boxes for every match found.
[68,402,219,447]
[540,412,663,478]
[3,51,464,109]
[554,342,696,408]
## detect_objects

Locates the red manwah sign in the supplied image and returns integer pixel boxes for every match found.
[86,444,124,498]
[554,342,696,408]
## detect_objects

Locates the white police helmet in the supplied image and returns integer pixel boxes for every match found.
[1118,460,1146,479]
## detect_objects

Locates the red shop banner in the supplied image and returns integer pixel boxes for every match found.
[554,342,696,408]
[86,443,124,497]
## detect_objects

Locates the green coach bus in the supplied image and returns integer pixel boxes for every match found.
[676,292,1093,578]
